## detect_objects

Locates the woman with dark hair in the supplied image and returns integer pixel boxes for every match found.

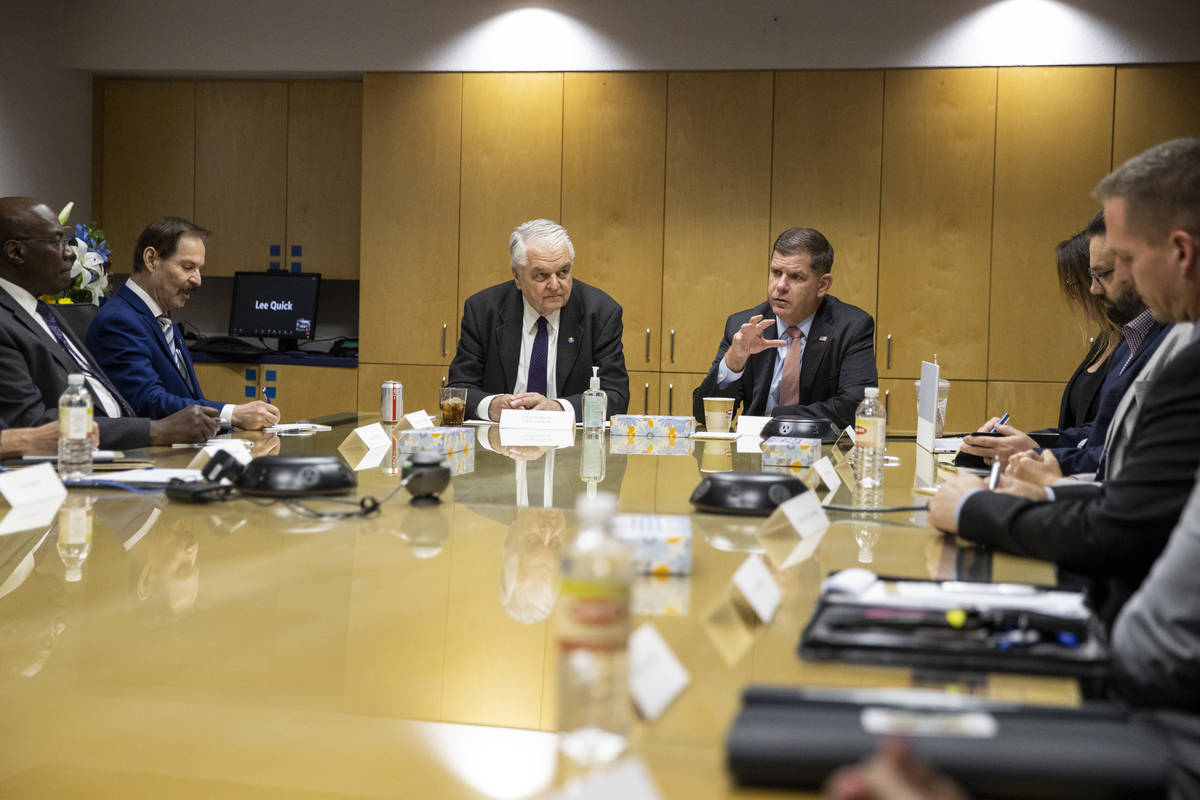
[1053,218,1121,429]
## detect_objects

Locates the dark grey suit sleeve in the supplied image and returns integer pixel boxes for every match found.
[446,296,491,418]
[0,322,61,429]
[1111,466,1200,711]
[559,299,627,421]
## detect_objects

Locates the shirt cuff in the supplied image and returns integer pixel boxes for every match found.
[557,398,574,420]
[477,395,496,421]
[716,358,743,388]
[1044,486,1056,502]
[953,487,984,531]
[219,404,234,428]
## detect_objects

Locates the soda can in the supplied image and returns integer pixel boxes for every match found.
[381,380,403,422]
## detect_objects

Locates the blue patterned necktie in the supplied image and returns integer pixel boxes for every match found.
[527,316,548,396]
[158,315,195,394]
[35,300,135,416]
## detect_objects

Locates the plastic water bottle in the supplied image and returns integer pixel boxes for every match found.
[854,387,886,491]
[58,373,93,480]
[557,492,632,768]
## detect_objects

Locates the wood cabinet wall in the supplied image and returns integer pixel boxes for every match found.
[96,80,361,280]
[361,64,1200,430]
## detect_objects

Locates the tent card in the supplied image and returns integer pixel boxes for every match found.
[499,408,574,430]
[732,554,782,623]
[403,410,435,429]
[812,456,842,505]
[629,623,690,721]
[538,758,664,800]
[0,462,66,508]
[917,360,940,452]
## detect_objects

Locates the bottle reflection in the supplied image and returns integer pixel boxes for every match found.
[0,526,65,678]
[580,435,606,498]
[500,508,565,624]
[56,495,93,583]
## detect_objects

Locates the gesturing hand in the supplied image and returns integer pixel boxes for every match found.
[723,314,787,372]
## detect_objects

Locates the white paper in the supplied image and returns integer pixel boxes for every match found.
[538,758,664,800]
[732,554,782,623]
[934,436,963,453]
[735,415,771,437]
[0,463,67,508]
[628,623,690,722]
[347,447,389,471]
[189,439,253,469]
[917,360,940,452]
[914,446,938,489]
[352,422,392,451]
[735,435,764,454]
[812,456,842,504]
[498,426,574,448]
[0,500,62,535]
[499,408,574,431]
[264,422,332,434]
[404,410,435,429]
[96,468,203,484]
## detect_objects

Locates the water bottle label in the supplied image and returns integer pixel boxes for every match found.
[58,504,93,544]
[854,417,884,448]
[558,578,629,651]
[60,406,92,440]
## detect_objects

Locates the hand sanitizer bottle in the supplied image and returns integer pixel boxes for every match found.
[582,366,606,437]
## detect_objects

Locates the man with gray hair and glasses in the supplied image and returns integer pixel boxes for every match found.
[447,218,629,422]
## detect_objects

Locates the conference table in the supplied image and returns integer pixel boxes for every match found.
[0,414,1076,799]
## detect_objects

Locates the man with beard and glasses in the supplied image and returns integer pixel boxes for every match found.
[86,217,278,429]
[960,210,1170,479]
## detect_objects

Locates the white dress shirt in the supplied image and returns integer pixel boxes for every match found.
[0,276,122,418]
[475,300,575,420]
[126,280,233,426]
[715,313,815,413]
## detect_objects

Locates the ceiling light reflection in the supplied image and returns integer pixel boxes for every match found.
[429,721,557,799]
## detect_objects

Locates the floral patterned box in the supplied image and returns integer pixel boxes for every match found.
[612,514,692,575]
[609,414,696,439]
[393,426,472,454]
[761,436,822,468]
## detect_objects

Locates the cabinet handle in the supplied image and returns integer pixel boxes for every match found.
[886,334,892,370]
[643,383,649,413]
[441,376,447,388]
[884,389,890,419]
[442,324,448,358]
[645,329,651,362]
[668,383,674,415]
[670,330,676,363]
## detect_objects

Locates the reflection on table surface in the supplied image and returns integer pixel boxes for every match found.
[0,414,1072,799]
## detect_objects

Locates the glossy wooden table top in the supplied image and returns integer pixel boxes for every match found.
[0,416,1072,799]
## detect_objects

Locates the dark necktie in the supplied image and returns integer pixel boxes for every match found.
[778,325,803,407]
[35,300,135,416]
[527,316,548,396]
[158,314,195,394]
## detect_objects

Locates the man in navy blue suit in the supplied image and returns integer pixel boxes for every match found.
[87,217,278,430]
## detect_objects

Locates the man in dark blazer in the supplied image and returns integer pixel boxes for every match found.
[691,227,876,430]
[447,219,628,422]
[86,217,278,429]
[0,196,219,449]
[930,137,1200,626]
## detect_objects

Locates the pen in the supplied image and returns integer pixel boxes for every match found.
[990,412,1010,432]
[987,458,1003,490]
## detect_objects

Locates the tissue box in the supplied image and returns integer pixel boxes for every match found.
[632,575,691,616]
[444,442,475,476]
[761,436,822,468]
[612,514,692,575]
[609,414,696,439]
[394,426,472,453]
[608,436,695,456]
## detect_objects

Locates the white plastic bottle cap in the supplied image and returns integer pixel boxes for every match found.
[864,387,879,398]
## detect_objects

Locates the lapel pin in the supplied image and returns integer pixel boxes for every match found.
[568,336,575,344]
[818,335,828,342]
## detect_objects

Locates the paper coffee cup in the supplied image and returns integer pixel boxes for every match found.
[702,397,735,433]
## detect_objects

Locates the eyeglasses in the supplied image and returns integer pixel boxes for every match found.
[7,232,73,253]
[1088,267,1114,284]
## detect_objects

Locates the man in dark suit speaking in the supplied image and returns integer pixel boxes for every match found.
[692,227,877,430]
[447,219,629,422]
[86,217,278,429]
[0,196,218,448]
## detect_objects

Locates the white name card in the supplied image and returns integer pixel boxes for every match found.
[404,410,435,430]
[732,554,782,623]
[813,456,842,505]
[917,360,940,452]
[629,623,690,722]
[776,492,831,568]
[0,464,67,535]
[350,422,392,451]
[499,408,574,431]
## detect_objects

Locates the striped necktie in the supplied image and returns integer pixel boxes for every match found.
[157,314,195,394]
[34,300,135,416]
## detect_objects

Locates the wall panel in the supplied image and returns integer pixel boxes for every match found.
[1113,65,1200,166]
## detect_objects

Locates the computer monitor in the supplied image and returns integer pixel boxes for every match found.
[228,271,321,352]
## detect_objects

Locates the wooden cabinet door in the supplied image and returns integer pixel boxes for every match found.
[877,69,997,381]
[562,73,667,372]
[193,362,259,407]
[659,371,707,419]
[989,67,1113,383]
[286,81,362,280]
[357,364,449,422]
[1114,65,1200,166]
[263,365,357,421]
[360,74,462,365]
[879,377,986,435]
[772,71,884,319]
[459,73,563,310]
[627,370,662,416]
[195,82,288,277]
[99,80,195,275]
[662,72,774,373]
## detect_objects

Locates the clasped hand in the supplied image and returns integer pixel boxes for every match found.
[488,392,564,421]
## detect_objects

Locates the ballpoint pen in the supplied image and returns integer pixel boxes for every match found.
[990,412,1010,432]
[988,457,1003,490]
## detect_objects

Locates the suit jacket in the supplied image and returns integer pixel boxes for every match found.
[691,295,877,430]
[1056,335,1112,430]
[86,283,219,420]
[446,280,629,422]
[958,336,1200,627]
[0,288,150,449]
[1112,463,1200,712]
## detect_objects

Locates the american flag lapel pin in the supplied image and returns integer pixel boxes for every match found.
[818,335,828,342]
